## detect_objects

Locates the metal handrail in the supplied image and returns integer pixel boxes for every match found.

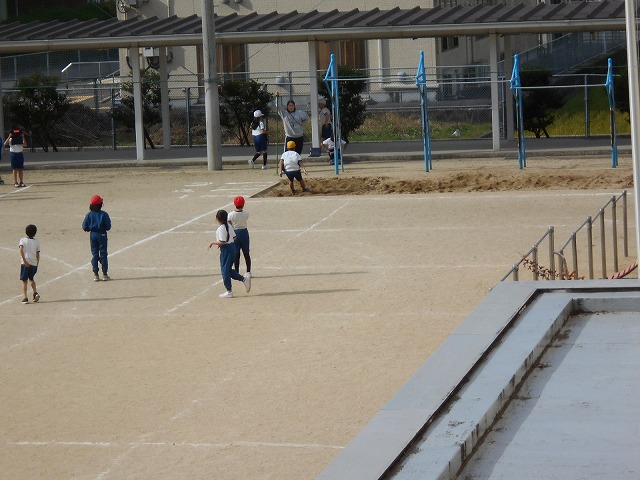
[499,226,554,282]
[500,191,629,283]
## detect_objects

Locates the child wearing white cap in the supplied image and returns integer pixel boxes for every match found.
[250,109,269,169]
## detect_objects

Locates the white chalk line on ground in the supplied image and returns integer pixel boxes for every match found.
[0,200,232,307]
[3,184,619,476]
[294,201,350,239]
[164,201,352,313]
[6,439,343,450]
[165,222,584,235]
[86,311,342,479]
[164,280,221,315]
[0,184,31,198]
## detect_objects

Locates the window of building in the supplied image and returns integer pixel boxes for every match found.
[441,36,459,52]
[317,40,367,70]
[196,44,248,82]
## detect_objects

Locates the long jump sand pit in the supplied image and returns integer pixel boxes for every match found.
[0,156,635,480]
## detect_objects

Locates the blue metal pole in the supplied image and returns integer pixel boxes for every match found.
[415,50,432,172]
[510,54,526,169]
[324,54,342,175]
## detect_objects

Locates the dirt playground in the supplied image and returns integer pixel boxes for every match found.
[0,155,636,480]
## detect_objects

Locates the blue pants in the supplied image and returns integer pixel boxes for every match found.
[233,228,251,274]
[89,231,109,274]
[219,243,244,291]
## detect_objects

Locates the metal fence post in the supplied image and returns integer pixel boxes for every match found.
[599,208,607,278]
[587,216,594,279]
[548,226,555,279]
[623,190,628,257]
[571,232,578,279]
[584,73,590,137]
[186,87,192,148]
[611,195,619,272]
[93,79,99,112]
[111,88,117,150]
[532,246,538,280]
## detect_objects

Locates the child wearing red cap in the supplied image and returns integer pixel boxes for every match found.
[228,195,251,278]
[208,209,251,299]
[82,195,112,282]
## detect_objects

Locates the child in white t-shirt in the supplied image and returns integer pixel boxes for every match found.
[19,224,40,304]
[279,140,309,194]
[208,209,251,298]
[321,136,348,165]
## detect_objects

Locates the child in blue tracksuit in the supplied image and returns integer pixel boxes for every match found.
[208,209,251,298]
[82,195,112,282]
[228,195,251,277]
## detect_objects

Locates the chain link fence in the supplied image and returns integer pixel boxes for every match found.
[1,64,627,151]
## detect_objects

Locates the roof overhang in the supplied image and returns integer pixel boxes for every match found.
[0,2,631,54]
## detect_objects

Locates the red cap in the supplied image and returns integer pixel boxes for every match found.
[234,196,245,208]
[90,195,103,205]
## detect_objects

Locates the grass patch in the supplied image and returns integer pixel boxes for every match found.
[547,89,630,136]
[350,111,491,141]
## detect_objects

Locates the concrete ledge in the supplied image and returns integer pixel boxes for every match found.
[317,280,640,480]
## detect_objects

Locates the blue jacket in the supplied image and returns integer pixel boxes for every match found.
[82,210,111,234]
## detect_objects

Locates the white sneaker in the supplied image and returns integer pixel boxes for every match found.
[248,159,255,168]
[261,165,269,170]
[219,290,233,298]
[245,272,251,278]
[243,275,251,293]
[103,274,111,281]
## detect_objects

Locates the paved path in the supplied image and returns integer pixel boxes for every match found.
[17,136,631,169]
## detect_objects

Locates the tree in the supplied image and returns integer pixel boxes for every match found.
[4,73,70,152]
[317,65,367,140]
[520,67,565,138]
[219,79,274,146]
[110,68,162,148]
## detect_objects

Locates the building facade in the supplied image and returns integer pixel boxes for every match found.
[117,0,540,90]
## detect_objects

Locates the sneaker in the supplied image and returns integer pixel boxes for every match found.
[19,183,26,188]
[33,292,40,303]
[243,275,252,293]
[14,183,19,187]
[219,290,233,298]
[248,159,255,168]
[261,165,269,170]
[291,189,297,194]
[0,179,4,185]
[21,298,29,304]
[302,188,309,192]
[245,272,251,279]
[94,274,101,282]
[103,274,111,281]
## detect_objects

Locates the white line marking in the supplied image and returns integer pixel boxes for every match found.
[0,204,227,306]
[295,201,350,238]
[165,281,220,314]
[0,185,31,198]
[6,439,343,450]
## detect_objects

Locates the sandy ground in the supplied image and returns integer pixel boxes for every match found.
[0,155,635,480]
